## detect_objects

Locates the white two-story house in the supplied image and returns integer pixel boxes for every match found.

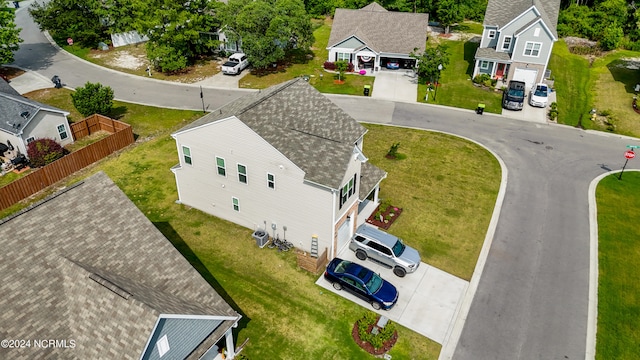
[171,79,386,259]
[472,0,561,89]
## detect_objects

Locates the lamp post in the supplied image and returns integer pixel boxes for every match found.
[434,64,443,102]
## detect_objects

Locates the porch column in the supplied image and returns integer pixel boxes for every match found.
[224,328,236,359]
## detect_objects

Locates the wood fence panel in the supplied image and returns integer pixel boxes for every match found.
[0,116,134,211]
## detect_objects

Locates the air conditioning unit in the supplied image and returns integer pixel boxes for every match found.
[252,229,269,248]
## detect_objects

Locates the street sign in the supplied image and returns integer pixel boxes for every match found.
[625,150,635,159]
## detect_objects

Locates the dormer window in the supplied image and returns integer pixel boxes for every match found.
[488,30,496,39]
[502,36,512,50]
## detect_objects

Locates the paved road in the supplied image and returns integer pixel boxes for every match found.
[10,5,640,359]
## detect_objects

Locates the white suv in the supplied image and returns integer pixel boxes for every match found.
[348,224,421,277]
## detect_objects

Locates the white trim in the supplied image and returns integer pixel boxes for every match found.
[267,172,275,190]
[232,196,239,212]
[25,136,35,144]
[480,60,490,70]
[216,156,226,177]
[514,17,558,41]
[501,36,512,51]
[57,123,69,140]
[488,30,496,39]
[156,334,170,357]
[500,5,541,33]
[237,163,248,184]
[182,145,193,166]
[523,41,542,57]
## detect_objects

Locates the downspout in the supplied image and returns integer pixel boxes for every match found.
[330,188,337,259]
[225,328,236,359]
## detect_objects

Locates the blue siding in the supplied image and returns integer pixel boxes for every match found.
[142,317,223,360]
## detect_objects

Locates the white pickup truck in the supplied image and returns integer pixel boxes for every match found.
[221,53,249,75]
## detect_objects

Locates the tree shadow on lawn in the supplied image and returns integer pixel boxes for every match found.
[606,59,640,94]
[153,221,251,331]
[109,105,127,120]
[463,41,479,77]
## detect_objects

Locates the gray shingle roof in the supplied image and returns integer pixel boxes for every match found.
[174,78,367,189]
[0,172,240,360]
[484,0,560,38]
[475,47,512,61]
[359,161,387,200]
[0,79,69,136]
[328,4,429,54]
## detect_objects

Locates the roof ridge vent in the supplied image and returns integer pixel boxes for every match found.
[89,273,132,300]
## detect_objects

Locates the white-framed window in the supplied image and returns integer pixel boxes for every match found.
[232,197,240,211]
[480,60,490,70]
[502,36,512,50]
[336,52,350,61]
[216,156,226,176]
[488,30,496,39]
[57,124,68,140]
[237,163,247,184]
[267,173,275,189]
[26,137,35,144]
[524,42,542,57]
[339,174,357,209]
[182,146,192,165]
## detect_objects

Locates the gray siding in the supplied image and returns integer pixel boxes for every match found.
[511,22,554,64]
[480,26,498,48]
[500,8,538,35]
[141,317,223,360]
[173,117,335,254]
[334,36,365,49]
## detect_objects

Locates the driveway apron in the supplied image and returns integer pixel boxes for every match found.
[371,70,418,103]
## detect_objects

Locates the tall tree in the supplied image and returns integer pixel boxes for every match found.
[436,0,463,34]
[29,0,107,47]
[0,8,23,64]
[411,44,450,83]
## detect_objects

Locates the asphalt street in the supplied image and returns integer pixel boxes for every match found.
[9,3,640,359]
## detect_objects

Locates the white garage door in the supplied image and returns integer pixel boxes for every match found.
[336,217,352,253]
[513,68,538,90]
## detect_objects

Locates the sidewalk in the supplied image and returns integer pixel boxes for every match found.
[6,70,54,94]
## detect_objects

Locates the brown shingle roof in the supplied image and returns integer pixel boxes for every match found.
[328,5,429,54]
[484,0,560,38]
[0,172,240,360]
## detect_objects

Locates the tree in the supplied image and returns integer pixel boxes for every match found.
[223,0,313,69]
[411,44,450,83]
[436,0,463,34]
[600,23,624,50]
[0,8,23,64]
[26,138,65,168]
[335,59,348,80]
[71,82,114,117]
[29,0,107,47]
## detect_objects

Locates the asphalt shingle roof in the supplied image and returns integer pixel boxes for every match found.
[175,78,368,189]
[484,0,560,38]
[475,47,513,61]
[0,79,69,136]
[328,4,429,54]
[0,172,240,360]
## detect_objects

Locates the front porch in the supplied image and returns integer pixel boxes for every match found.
[473,47,512,82]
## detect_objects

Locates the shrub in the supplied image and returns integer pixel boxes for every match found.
[387,142,400,158]
[323,61,336,70]
[26,138,65,167]
[356,312,396,351]
[472,73,491,85]
[71,82,114,117]
[548,102,559,121]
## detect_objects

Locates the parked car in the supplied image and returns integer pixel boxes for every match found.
[502,80,526,110]
[349,224,421,277]
[385,60,400,70]
[221,53,249,75]
[324,257,399,310]
[529,83,549,108]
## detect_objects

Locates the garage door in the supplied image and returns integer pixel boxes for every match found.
[336,217,352,253]
[513,68,538,90]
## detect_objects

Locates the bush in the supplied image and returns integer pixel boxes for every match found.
[146,42,188,73]
[356,312,396,351]
[472,73,491,85]
[323,61,354,72]
[548,102,559,121]
[387,142,400,158]
[26,138,65,167]
[71,82,114,117]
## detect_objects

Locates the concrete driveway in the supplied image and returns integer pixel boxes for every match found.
[500,86,557,123]
[194,68,250,89]
[316,246,468,344]
[371,69,418,103]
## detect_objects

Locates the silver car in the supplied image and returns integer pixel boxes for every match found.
[348,224,421,277]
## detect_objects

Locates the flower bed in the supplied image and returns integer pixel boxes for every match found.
[366,202,402,230]
[351,312,398,355]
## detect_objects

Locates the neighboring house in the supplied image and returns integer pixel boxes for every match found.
[0,172,242,360]
[217,27,243,53]
[171,78,387,259]
[327,3,429,73]
[0,79,73,156]
[472,0,561,89]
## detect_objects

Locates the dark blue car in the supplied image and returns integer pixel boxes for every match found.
[324,258,399,310]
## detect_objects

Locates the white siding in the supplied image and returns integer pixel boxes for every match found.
[173,117,335,253]
[21,111,73,152]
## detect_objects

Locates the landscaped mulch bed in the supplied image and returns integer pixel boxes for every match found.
[366,205,402,230]
[351,318,398,356]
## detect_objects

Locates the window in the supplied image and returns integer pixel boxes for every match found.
[57,124,68,140]
[267,173,275,189]
[338,174,358,209]
[182,146,192,165]
[237,164,247,184]
[488,30,496,39]
[502,36,512,50]
[232,197,239,211]
[26,137,35,144]
[156,335,170,357]
[480,60,490,70]
[524,42,542,57]
[216,157,226,176]
[336,52,350,61]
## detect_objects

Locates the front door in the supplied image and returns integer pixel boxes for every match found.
[496,63,505,79]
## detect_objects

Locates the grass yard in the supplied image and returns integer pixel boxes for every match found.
[595,172,640,359]
[549,40,640,137]
[419,40,503,113]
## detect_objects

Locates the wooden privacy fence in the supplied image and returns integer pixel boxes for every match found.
[0,114,134,211]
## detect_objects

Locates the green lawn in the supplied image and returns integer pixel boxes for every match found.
[595,172,640,359]
[419,40,503,113]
